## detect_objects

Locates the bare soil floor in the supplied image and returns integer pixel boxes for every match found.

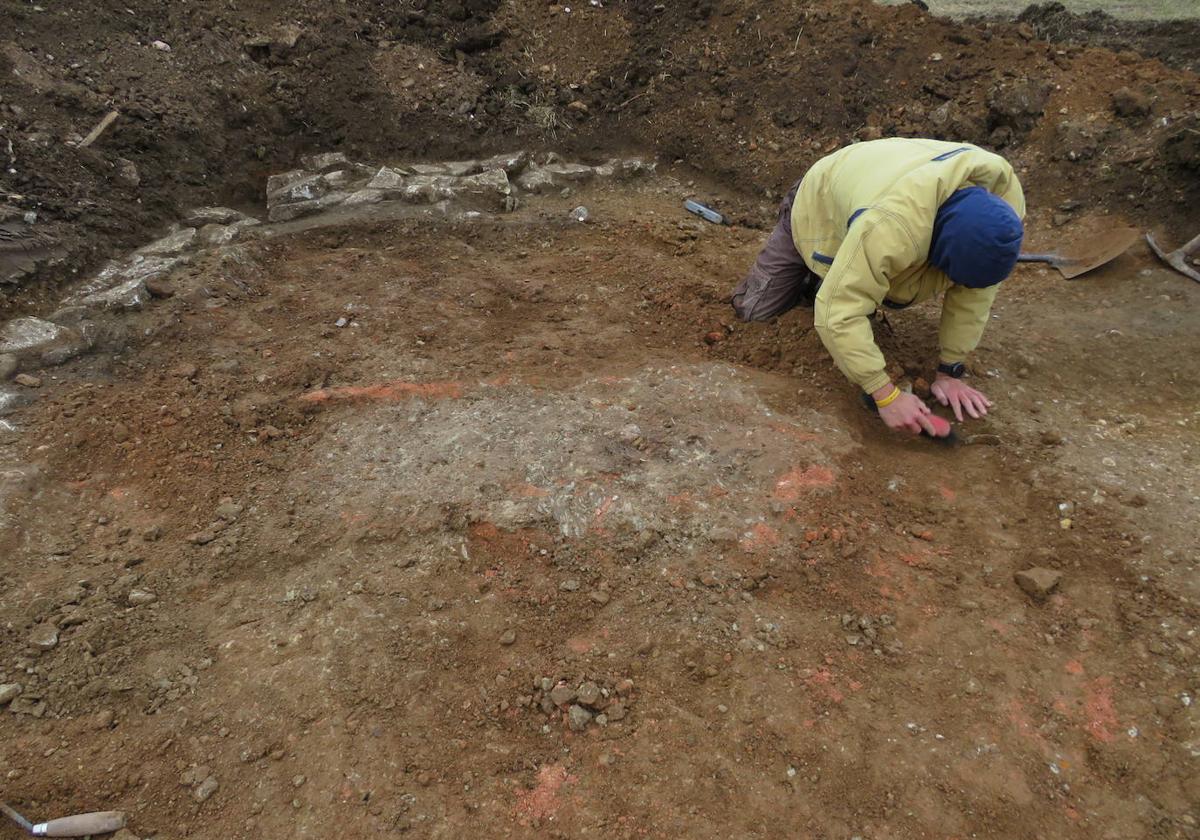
[0,177,1197,839]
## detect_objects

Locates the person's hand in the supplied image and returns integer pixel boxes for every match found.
[931,374,992,421]
[874,388,939,436]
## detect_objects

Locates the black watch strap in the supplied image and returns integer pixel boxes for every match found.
[937,361,966,379]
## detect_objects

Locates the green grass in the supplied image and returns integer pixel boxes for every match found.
[874,0,1198,20]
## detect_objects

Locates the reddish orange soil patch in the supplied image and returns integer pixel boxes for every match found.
[514,764,576,825]
[772,465,836,502]
[740,522,781,552]
[298,380,464,403]
[1084,677,1119,743]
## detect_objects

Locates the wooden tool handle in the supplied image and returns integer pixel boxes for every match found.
[33,811,126,837]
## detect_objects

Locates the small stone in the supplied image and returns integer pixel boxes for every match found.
[559,579,580,592]
[1040,431,1063,446]
[92,708,115,729]
[170,362,198,379]
[152,40,171,51]
[215,499,244,521]
[499,628,516,646]
[187,528,218,547]
[112,422,130,443]
[112,157,141,188]
[1014,567,1062,601]
[549,683,576,706]
[964,678,982,695]
[589,590,610,605]
[144,277,175,298]
[14,373,41,388]
[0,684,22,705]
[576,681,601,706]
[292,775,306,787]
[28,624,58,650]
[127,590,157,606]
[567,704,593,731]
[194,776,219,802]
[605,701,627,721]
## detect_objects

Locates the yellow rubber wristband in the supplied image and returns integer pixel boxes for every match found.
[874,386,902,408]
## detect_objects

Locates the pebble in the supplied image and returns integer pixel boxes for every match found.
[964,678,983,695]
[606,702,627,721]
[112,422,131,443]
[215,500,244,521]
[0,684,22,705]
[588,590,610,605]
[567,704,593,731]
[92,708,115,729]
[152,40,172,51]
[576,681,601,706]
[194,776,219,802]
[28,624,59,650]
[549,683,576,706]
[1014,567,1062,601]
[1040,431,1064,446]
[499,629,516,646]
[127,590,157,606]
[559,579,580,592]
[292,775,306,787]
[14,373,41,388]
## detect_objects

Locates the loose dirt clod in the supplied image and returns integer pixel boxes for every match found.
[1014,567,1064,601]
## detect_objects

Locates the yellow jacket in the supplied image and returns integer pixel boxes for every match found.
[792,138,1025,394]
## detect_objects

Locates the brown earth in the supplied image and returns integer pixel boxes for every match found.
[0,177,1198,839]
[1,1,1199,839]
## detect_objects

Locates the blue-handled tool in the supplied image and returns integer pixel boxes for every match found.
[684,199,726,225]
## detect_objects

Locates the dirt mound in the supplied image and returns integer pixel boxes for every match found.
[1,0,1198,315]
[1017,2,1200,73]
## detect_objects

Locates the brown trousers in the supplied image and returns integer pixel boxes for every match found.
[730,180,819,321]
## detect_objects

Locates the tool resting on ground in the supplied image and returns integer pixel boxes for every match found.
[1,801,126,838]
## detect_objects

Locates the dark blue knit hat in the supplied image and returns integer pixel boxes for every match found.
[930,187,1024,288]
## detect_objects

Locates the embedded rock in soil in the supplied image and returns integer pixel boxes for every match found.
[549,683,576,706]
[515,163,597,194]
[1014,567,1062,601]
[499,628,516,646]
[568,704,593,731]
[0,317,82,364]
[182,207,256,227]
[576,681,601,706]
[0,683,22,704]
[194,776,219,802]
[28,623,59,650]
[987,79,1050,136]
[138,227,197,257]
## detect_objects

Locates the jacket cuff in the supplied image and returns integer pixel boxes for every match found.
[938,351,967,365]
[860,371,892,395]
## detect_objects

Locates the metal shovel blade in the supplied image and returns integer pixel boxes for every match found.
[1018,226,1141,279]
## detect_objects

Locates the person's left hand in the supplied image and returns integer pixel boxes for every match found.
[931,375,992,421]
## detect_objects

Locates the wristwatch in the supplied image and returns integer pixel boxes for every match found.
[937,361,966,379]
